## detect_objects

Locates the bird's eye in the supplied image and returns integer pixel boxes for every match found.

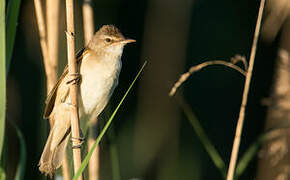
[105,38,111,43]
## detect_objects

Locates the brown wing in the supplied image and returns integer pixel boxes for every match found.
[43,48,87,119]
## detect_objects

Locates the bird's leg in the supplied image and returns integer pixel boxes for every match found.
[66,73,81,85]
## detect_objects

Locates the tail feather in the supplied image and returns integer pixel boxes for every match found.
[39,127,70,177]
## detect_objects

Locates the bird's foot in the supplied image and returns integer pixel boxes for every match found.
[66,73,81,85]
[71,136,85,149]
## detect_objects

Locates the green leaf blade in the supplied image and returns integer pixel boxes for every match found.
[6,0,21,73]
[178,99,227,179]
[0,0,6,161]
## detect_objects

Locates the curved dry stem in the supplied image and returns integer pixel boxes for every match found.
[231,54,248,71]
[169,60,246,96]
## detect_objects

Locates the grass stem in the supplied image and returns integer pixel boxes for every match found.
[226,0,265,179]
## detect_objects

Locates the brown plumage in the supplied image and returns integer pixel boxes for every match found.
[38,25,135,176]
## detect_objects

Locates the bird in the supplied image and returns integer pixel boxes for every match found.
[38,25,135,176]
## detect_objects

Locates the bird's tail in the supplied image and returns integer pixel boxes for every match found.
[38,127,70,177]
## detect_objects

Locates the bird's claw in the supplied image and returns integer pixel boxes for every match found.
[66,73,81,85]
[71,136,85,149]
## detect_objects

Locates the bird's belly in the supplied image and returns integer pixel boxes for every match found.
[79,71,118,115]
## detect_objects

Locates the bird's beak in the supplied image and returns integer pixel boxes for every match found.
[120,38,136,44]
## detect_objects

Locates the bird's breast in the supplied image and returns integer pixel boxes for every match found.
[79,56,122,116]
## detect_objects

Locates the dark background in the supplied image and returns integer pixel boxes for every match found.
[6,0,277,179]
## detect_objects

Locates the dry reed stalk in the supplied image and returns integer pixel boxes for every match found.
[88,137,99,179]
[33,0,54,93]
[82,0,94,44]
[226,0,265,179]
[45,0,71,177]
[169,58,247,97]
[81,0,99,179]
[65,0,83,179]
[46,0,60,92]
[34,0,70,177]
[62,153,70,180]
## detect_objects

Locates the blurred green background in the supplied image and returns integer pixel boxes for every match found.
[5,0,278,179]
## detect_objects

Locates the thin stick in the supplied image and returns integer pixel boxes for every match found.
[226,0,265,179]
[65,0,83,179]
[169,60,246,96]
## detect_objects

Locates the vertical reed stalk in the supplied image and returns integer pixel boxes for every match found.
[65,0,83,179]
[34,0,53,93]
[81,0,99,179]
[82,0,94,45]
[34,0,70,178]
[88,137,99,179]
[46,0,71,177]
[46,0,60,92]
[62,154,70,180]
[226,0,265,179]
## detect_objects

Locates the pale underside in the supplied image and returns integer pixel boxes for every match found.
[50,48,122,150]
